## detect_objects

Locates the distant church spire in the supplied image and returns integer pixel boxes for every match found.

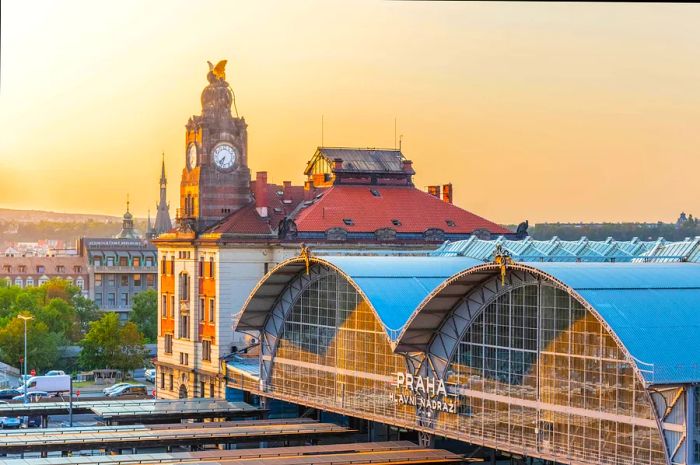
[116,194,139,239]
[153,153,173,236]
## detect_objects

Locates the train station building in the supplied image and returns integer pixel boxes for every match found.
[229,253,700,465]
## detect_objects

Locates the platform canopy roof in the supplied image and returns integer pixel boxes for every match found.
[432,235,700,263]
[236,255,700,385]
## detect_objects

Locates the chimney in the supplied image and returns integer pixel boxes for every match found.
[304,180,315,201]
[442,184,453,204]
[402,159,414,173]
[283,181,292,203]
[255,171,268,218]
[333,158,343,171]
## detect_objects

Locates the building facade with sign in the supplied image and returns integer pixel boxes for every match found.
[153,60,516,401]
[79,237,157,321]
[230,255,700,465]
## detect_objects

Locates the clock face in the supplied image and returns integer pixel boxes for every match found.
[212,143,237,171]
[187,144,197,169]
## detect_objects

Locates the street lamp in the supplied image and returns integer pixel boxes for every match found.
[17,314,32,405]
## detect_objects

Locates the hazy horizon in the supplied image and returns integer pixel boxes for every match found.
[1,1,698,224]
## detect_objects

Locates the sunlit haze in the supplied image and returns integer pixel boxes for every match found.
[1,0,699,223]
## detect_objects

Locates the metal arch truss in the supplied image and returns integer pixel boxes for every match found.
[649,386,689,465]
[424,269,538,380]
[259,263,335,387]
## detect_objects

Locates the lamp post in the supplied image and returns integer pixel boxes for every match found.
[17,314,32,405]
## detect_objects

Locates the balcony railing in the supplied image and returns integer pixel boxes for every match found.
[90,265,157,273]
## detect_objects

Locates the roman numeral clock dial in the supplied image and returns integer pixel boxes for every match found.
[212,143,237,171]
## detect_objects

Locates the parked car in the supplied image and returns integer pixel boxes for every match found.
[144,369,156,383]
[0,417,21,429]
[0,389,20,400]
[45,370,66,376]
[16,375,70,396]
[25,415,41,428]
[102,383,132,396]
[13,391,49,402]
[107,384,147,397]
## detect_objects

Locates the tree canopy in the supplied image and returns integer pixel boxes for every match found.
[79,312,148,374]
[129,289,157,343]
[0,279,101,373]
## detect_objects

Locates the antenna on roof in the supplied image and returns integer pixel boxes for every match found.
[399,134,403,151]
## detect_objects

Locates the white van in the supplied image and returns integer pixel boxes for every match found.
[16,375,70,396]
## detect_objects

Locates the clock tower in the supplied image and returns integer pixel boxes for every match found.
[179,60,252,232]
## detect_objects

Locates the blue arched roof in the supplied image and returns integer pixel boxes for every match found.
[321,256,482,334]
[532,262,700,385]
[237,256,700,384]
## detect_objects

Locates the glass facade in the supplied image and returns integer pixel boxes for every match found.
[263,269,668,465]
[443,283,666,465]
[270,273,415,422]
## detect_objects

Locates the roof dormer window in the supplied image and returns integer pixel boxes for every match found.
[370,189,381,197]
[446,220,456,227]
[343,218,354,226]
[391,219,401,226]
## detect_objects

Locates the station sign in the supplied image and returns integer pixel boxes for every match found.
[390,372,456,414]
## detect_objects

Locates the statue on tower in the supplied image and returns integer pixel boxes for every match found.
[201,59,234,117]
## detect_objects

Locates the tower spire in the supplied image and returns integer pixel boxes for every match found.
[154,154,173,234]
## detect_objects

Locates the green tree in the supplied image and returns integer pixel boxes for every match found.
[35,298,78,342]
[79,313,148,374]
[72,294,100,336]
[129,290,157,343]
[0,316,61,373]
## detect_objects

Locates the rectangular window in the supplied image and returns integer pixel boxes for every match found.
[120,292,129,306]
[202,339,211,361]
[119,256,128,266]
[200,381,206,398]
[106,257,114,266]
[210,383,214,398]
[18,265,26,273]
[180,314,190,339]
[161,294,167,318]
[2,265,10,273]
[107,293,116,307]
[146,274,155,287]
[164,333,173,354]
[107,275,116,287]
[95,274,103,286]
[145,256,153,267]
[133,274,141,287]
[95,293,102,306]
[209,258,215,278]
[179,352,189,366]
[93,257,102,266]
[74,265,82,273]
[198,258,204,277]
[120,275,129,286]
[170,259,175,275]
[168,373,173,391]
[208,298,215,323]
[132,257,140,267]
[161,258,167,274]
[56,265,65,273]
[264,262,269,274]
[170,296,175,318]
[199,298,205,321]
[36,265,45,273]
[160,372,165,389]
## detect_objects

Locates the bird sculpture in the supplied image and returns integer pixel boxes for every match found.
[207,60,228,81]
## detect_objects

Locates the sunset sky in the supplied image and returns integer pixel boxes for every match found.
[1,1,698,224]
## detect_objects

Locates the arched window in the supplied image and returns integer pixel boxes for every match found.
[25,277,34,287]
[14,277,22,288]
[38,276,48,285]
[443,282,666,465]
[76,277,84,290]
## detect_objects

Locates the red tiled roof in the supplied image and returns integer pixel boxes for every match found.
[292,185,510,234]
[205,182,308,236]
